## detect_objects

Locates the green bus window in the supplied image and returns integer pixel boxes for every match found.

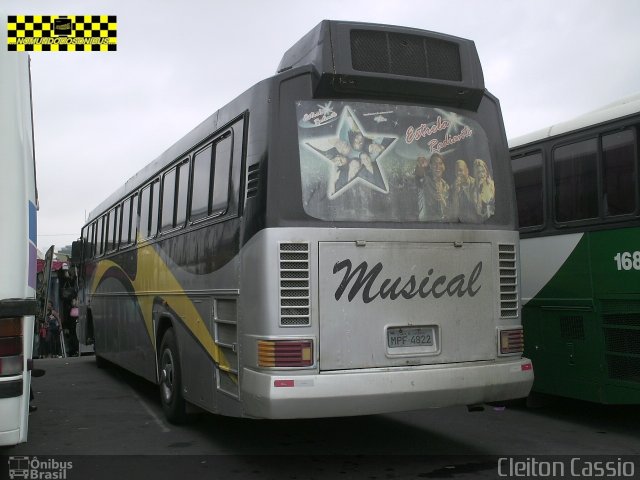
[513,152,544,228]
[603,130,636,216]
[553,139,598,222]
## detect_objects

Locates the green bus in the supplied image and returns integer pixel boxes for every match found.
[510,94,640,403]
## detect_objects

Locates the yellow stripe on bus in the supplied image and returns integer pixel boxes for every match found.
[90,243,231,371]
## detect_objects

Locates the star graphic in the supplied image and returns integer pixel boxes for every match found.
[434,109,467,137]
[317,102,334,116]
[304,106,397,198]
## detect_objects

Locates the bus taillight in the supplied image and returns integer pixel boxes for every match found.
[0,317,22,338]
[257,339,313,368]
[0,317,23,376]
[498,327,524,355]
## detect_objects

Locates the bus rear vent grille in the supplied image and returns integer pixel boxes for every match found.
[604,328,640,356]
[246,163,260,198]
[498,244,518,318]
[560,316,585,341]
[279,242,310,327]
[602,300,640,327]
[606,355,640,384]
[350,30,462,81]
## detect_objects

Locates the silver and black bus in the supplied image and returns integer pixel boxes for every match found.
[77,20,533,422]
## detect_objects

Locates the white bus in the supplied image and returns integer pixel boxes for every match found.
[0,51,39,445]
[77,21,533,422]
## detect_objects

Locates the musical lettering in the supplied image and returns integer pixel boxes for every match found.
[333,259,482,304]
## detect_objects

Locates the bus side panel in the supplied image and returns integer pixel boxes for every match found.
[590,226,640,402]
[89,246,160,384]
[0,52,37,446]
[523,228,640,403]
[172,316,216,410]
[89,249,246,415]
[521,234,602,401]
[590,226,640,296]
[153,219,243,414]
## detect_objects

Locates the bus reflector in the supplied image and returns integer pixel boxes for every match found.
[274,379,295,387]
[258,339,313,367]
[499,328,524,355]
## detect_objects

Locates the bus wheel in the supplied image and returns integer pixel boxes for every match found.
[159,329,186,424]
[95,354,107,369]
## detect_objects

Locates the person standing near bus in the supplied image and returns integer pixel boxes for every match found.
[38,318,48,358]
[46,301,62,357]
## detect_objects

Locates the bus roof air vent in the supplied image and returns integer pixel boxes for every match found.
[350,29,462,82]
[277,20,485,110]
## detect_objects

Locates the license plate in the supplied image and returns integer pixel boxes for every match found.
[387,326,435,348]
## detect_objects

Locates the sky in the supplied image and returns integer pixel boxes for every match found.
[2,0,639,252]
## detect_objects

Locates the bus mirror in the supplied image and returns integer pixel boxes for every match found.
[71,240,83,264]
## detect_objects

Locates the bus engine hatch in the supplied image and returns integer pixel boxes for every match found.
[318,241,496,371]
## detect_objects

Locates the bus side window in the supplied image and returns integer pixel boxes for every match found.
[82,223,93,259]
[120,197,131,247]
[96,216,104,256]
[89,222,96,258]
[114,205,121,250]
[81,226,87,261]
[602,130,636,216]
[130,193,138,243]
[176,160,189,226]
[150,179,159,237]
[140,184,151,238]
[161,168,177,231]
[191,144,214,221]
[104,211,111,253]
[106,206,119,252]
[513,152,544,228]
[553,139,598,222]
[212,135,232,215]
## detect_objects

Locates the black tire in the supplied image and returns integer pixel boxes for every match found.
[158,329,186,424]
[95,354,108,369]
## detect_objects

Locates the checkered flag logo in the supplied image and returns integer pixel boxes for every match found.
[7,15,117,52]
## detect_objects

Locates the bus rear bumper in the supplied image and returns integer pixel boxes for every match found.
[0,393,24,446]
[241,358,533,419]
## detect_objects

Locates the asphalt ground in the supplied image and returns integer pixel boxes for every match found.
[1,356,638,479]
